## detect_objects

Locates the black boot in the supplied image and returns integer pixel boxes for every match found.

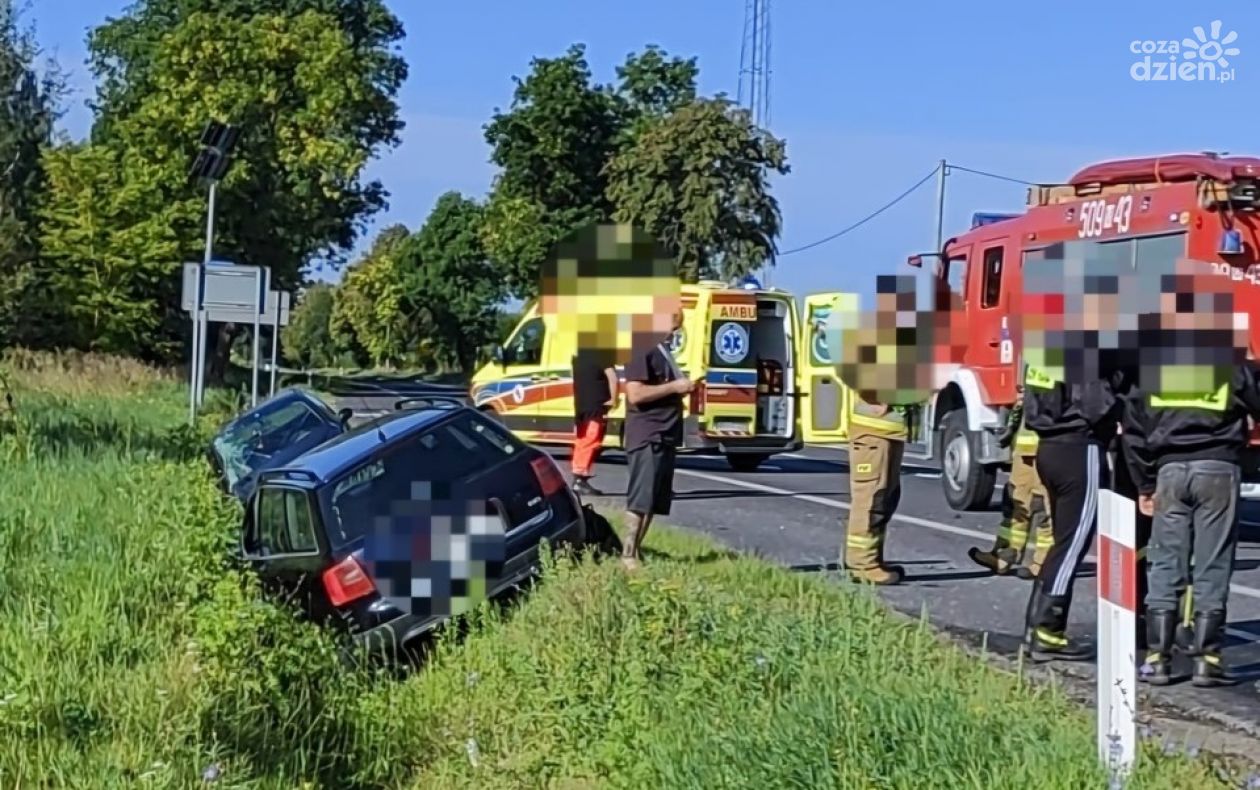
[571,477,605,497]
[1027,589,1093,662]
[1190,610,1235,687]
[1140,609,1176,686]
[1022,579,1045,646]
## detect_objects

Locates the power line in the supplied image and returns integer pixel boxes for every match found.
[778,165,940,256]
[948,163,1040,187]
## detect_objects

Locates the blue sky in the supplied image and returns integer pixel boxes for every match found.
[33,0,1260,302]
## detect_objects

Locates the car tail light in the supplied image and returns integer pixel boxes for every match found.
[690,381,706,415]
[322,555,376,607]
[530,454,566,497]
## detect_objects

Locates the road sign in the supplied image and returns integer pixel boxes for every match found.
[200,290,291,326]
[182,262,269,313]
[1097,488,1138,781]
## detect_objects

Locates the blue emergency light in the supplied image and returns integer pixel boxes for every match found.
[1220,228,1244,255]
[738,275,762,290]
[971,212,1020,229]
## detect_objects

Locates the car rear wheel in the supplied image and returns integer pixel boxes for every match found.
[940,410,996,511]
[726,453,770,472]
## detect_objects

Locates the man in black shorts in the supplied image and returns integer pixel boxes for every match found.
[621,310,692,570]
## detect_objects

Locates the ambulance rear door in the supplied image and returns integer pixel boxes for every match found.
[798,292,852,444]
[701,291,760,438]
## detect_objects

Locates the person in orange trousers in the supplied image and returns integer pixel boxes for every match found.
[571,347,620,496]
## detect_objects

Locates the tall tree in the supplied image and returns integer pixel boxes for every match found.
[614,44,698,136]
[281,282,336,369]
[481,44,620,300]
[37,144,184,356]
[400,192,504,374]
[605,98,789,283]
[330,224,418,368]
[0,1,60,348]
[480,44,698,301]
[88,0,406,152]
[50,6,404,363]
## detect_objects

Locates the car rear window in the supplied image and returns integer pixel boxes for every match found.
[320,413,524,546]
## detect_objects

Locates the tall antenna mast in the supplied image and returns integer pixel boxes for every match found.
[738,0,773,282]
[738,0,772,129]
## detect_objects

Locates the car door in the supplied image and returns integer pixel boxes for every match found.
[798,291,857,444]
[241,484,330,619]
[969,238,1016,402]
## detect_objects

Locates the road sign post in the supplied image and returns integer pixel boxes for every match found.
[187,120,241,419]
[1097,487,1138,781]
[268,291,290,397]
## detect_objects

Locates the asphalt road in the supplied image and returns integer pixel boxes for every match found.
[550,443,1260,730]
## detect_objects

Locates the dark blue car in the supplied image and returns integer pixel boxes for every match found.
[206,388,350,502]
[234,402,587,661]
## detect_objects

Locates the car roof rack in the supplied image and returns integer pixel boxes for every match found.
[394,395,466,411]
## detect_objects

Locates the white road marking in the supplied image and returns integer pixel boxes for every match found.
[672,466,1260,609]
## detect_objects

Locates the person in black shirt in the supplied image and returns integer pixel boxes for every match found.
[570,347,620,496]
[621,312,691,570]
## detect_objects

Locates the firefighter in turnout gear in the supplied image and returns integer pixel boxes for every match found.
[845,395,908,585]
[1121,361,1260,687]
[968,386,1054,578]
[1021,360,1131,662]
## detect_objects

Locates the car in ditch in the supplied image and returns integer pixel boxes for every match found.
[232,399,587,661]
[206,387,352,503]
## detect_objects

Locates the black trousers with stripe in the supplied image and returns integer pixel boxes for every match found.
[1035,441,1110,611]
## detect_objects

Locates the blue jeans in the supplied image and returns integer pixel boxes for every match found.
[1146,460,1240,615]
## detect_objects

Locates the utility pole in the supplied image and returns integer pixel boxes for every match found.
[933,159,948,253]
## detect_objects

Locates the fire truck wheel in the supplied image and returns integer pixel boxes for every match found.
[940,410,997,511]
[726,453,769,472]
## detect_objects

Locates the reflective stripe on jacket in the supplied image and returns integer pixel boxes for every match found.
[851,399,908,441]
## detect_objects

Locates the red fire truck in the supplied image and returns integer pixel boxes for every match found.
[910,153,1260,511]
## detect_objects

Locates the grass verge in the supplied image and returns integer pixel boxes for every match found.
[0,352,1235,788]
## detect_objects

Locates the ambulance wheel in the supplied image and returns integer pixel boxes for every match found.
[940,410,996,511]
[727,453,769,472]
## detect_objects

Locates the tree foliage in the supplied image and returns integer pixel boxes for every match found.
[606,98,789,283]
[280,282,337,369]
[329,224,416,368]
[22,4,407,364]
[400,192,503,374]
[37,144,184,356]
[0,0,61,347]
[480,44,701,300]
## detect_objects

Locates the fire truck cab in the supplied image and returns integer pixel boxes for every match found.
[914,153,1260,511]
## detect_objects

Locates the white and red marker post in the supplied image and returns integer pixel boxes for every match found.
[1097,487,1138,779]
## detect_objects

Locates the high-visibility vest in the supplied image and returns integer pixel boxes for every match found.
[1149,382,1230,412]
[850,399,909,441]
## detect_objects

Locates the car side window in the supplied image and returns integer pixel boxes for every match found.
[503,317,545,366]
[254,487,319,555]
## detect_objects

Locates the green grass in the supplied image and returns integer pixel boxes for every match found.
[0,351,1236,788]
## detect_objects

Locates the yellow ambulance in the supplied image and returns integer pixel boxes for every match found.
[470,279,855,471]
